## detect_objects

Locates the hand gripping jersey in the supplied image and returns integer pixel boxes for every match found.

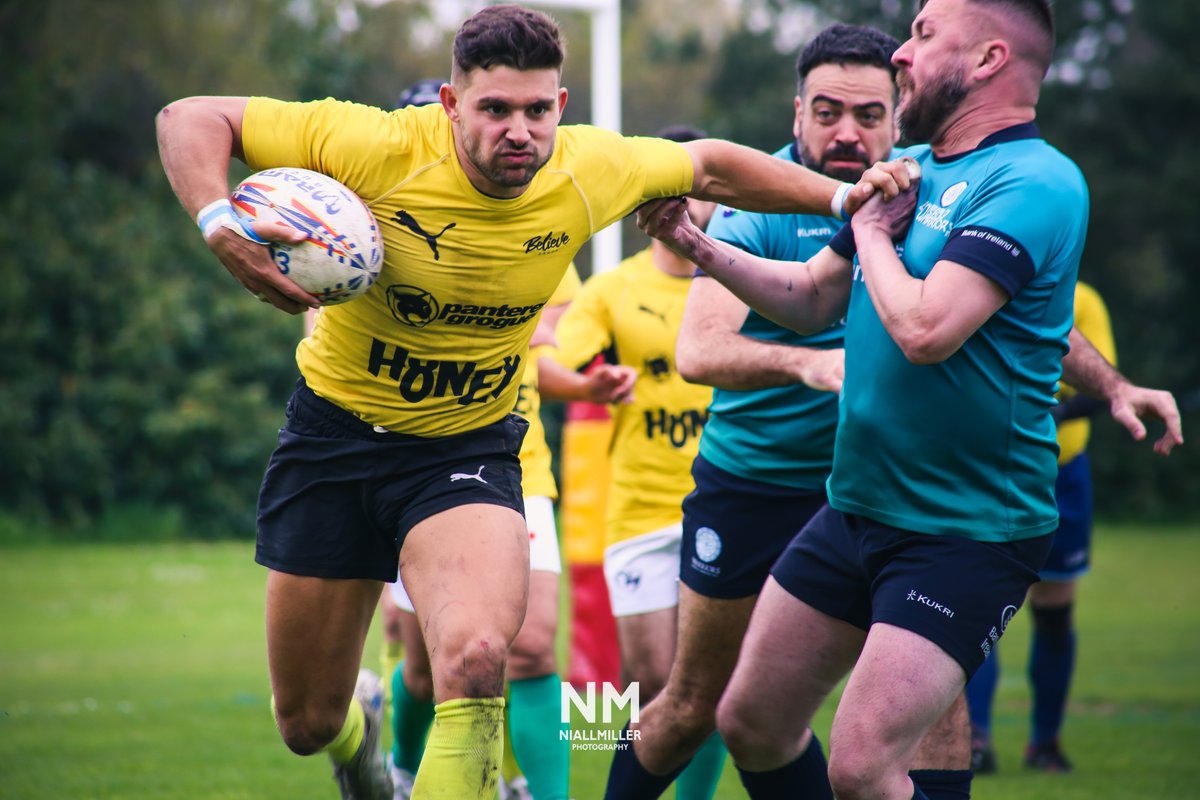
[242,98,693,436]
[829,124,1090,542]
[552,248,712,546]
[701,142,844,490]
[1056,281,1115,465]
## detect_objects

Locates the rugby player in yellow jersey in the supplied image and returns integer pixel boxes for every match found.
[155,5,904,798]
[384,264,633,800]
[540,126,726,800]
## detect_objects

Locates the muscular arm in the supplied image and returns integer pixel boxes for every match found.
[681,139,843,217]
[637,198,853,335]
[676,276,844,392]
[1062,328,1183,455]
[156,95,314,312]
[156,96,250,217]
[855,224,1009,364]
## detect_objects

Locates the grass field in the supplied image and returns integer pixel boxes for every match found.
[2,523,1199,799]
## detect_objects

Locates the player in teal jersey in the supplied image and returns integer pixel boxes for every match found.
[635,1,1182,798]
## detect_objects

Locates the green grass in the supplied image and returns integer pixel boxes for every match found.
[1,524,1198,798]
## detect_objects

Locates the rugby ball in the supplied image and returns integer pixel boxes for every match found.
[230,168,384,305]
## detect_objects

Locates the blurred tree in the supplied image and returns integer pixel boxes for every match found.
[0,0,1193,536]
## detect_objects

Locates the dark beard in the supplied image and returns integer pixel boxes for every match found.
[800,143,871,183]
[898,69,969,144]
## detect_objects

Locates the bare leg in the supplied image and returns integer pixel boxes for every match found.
[399,503,529,700]
[266,572,383,754]
[508,570,560,680]
[717,578,864,771]
[827,623,966,800]
[634,585,757,773]
[615,606,678,700]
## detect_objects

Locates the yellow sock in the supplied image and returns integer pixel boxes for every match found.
[411,697,505,799]
[324,696,365,764]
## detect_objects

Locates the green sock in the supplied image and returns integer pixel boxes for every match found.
[508,674,570,800]
[390,660,435,772]
[676,730,727,800]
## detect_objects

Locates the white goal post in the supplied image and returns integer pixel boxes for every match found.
[522,0,622,273]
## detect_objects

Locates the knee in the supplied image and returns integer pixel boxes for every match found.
[717,693,784,767]
[436,633,509,698]
[274,703,344,756]
[826,748,884,800]
[507,616,558,680]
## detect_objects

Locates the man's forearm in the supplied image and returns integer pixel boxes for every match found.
[687,139,843,216]
[1062,327,1125,398]
[680,334,830,391]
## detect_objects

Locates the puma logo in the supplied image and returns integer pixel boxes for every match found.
[450,465,487,484]
[638,304,667,324]
[394,210,456,260]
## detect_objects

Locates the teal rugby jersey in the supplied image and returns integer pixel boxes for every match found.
[828,123,1089,541]
[699,143,844,491]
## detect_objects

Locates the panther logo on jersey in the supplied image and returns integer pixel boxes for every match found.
[644,354,671,381]
[394,210,456,260]
[387,284,440,327]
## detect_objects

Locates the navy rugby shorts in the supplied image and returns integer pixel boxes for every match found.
[771,505,1053,678]
[255,378,527,582]
[680,454,828,599]
[1040,453,1092,581]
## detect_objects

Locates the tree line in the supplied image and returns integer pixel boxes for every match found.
[0,0,1195,537]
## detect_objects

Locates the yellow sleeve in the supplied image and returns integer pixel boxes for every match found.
[241,97,433,200]
[552,272,616,372]
[557,127,694,232]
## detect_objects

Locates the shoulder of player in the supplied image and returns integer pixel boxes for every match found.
[961,141,1088,214]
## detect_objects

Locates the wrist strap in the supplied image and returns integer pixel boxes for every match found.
[196,198,268,244]
[830,182,852,221]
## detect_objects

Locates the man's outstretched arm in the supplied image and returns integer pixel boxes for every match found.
[1062,328,1183,455]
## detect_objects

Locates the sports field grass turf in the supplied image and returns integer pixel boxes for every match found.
[1,523,1198,798]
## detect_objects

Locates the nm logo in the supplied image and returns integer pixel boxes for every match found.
[561,681,640,724]
[387,285,439,327]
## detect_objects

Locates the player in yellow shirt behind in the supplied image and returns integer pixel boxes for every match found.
[546,126,727,800]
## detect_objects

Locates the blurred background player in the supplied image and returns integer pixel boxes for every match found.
[547,125,728,800]
[967,280,1116,774]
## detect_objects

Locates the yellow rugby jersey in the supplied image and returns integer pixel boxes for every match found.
[552,248,711,545]
[1058,281,1116,464]
[241,98,693,436]
[515,263,581,499]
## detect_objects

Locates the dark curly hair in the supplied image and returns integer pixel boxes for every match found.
[452,5,565,81]
[796,23,901,94]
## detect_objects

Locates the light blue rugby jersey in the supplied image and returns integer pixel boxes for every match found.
[699,143,844,490]
[827,123,1089,542]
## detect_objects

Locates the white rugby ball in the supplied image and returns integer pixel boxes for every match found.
[231,167,384,305]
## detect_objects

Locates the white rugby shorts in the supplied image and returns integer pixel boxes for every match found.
[603,523,683,618]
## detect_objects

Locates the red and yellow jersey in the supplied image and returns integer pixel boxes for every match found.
[1058,281,1116,464]
[516,264,580,499]
[242,98,693,436]
[552,248,711,545]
